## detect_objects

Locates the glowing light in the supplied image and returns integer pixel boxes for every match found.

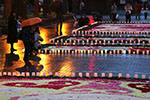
[59,61,73,77]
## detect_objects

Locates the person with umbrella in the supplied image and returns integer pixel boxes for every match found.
[7,10,18,52]
[20,17,42,61]
[50,0,64,36]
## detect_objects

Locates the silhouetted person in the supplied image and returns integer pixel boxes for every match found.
[125,3,133,23]
[80,0,85,17]
[135,2,142,20]
[34,28,43,47]
[21,26,33,61]
[111,2,117,21]
[55,0,64,36]
[7,10,18,52]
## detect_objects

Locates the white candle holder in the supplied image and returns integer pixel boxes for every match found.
[126,74,130,78]
[134,74,138,79]
[118,73,122,78]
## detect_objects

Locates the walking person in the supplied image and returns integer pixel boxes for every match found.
[20,17,42,62]
[56,0,64,36]
[50,0,64,36]
[21,26,35,61]
[111,2,117,22]
[125,2,133,23]
[80,0,85,17]
[7,10,18,52]
[135,2,142,20]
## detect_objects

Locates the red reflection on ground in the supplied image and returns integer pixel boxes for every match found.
[88,56,96,71]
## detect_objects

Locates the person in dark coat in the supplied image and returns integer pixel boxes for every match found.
[135,2,142,20]
[55,0,64,36]
[7,10,18,52]
[21,26,34,61]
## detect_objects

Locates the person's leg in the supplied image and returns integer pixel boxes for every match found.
[10,43,13,50]
[138,12,141,20]
[56,22,59,36]
[136,13,137,20]
[126,14,128,23]
[10,43,17,51]
[129,14,131,23]
[23,42,30,61]
[112,13,115,21]
[56,18,60,36]
[60,20,63,35]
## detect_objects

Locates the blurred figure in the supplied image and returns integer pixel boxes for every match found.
[135,2,142,20]
[21,26,34,61]
[50,0,64,36]
[16,16,22,33]
[80,0,85,17]
[32,27,43,54]
[125,2,133,23]
[111,2,117,21]
[7,10,18,52]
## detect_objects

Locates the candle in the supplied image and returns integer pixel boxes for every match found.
[117,50,120,54]
[72,72,75,77]
[55,72,58,77]
[109,73,113,78]
[61,39,63,43]
[86,73,90,77]
[79,72,83,77]
[126,74,130,78]
[142,51,145,55]
[87,39,89,45]
[109,51,112,55]
[101,73,105,77]
[118,73,122,78]
[94,73,98,77]
[91,41,93,45]
[134,74,138,79]
[68,49,70,54]
[75,50,77,54]
[142,75,146,79]
[113,50,116,54]
[136,50,139,55]
[128,50,131,54]
[99,41,101,44]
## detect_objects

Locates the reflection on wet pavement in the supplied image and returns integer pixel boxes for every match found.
[0,22,74,74]
[1,21,150,78]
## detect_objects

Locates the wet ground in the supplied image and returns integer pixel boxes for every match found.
[0,19,150,78]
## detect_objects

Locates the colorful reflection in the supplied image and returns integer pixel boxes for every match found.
[0,35,25,72]
[39,54,52,76]
[88,56,96,71]
[61,23,73,36]
[0,22,73,73]
[59,60,73,77]
[39,27,51,44]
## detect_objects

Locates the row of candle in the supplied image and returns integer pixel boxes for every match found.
[72,31,150,36]
[98,21,150,24]
[0,72,148,79]
[51,39,150,43]
[50,39,150,46]
[40,49,150,55]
